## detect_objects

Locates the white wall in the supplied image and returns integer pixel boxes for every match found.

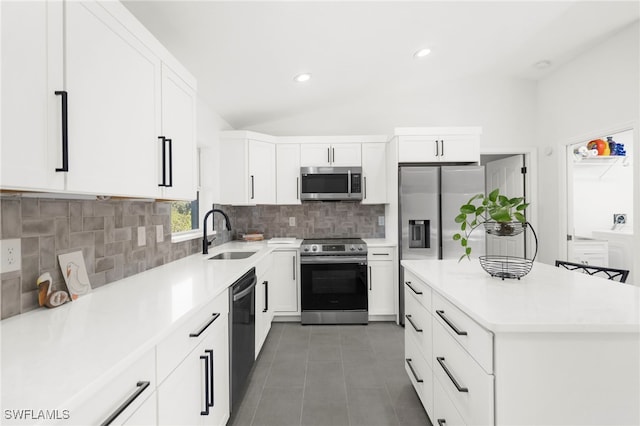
[536,22,639,269]
[196,97,233,229]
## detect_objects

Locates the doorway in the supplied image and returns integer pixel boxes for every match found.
[481,154,528,258]
[565,128,634,283]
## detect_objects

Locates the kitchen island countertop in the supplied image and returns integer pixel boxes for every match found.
[402,259,640,333]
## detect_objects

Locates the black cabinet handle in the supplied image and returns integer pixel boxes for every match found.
[100,381,150,426]
[158,136,167,187]
[436,310,467,336]
[405,358,423,383]
[292,255,296,280]
[327,147,330,163]
[405,314,423,332]
[263,281,269,312]
[436,357,468,393]
[405,281,423,295]
[364,176,367,199]
[54,91,69,172]
[205,349,214,409]
[200,353,210,415]
[189,313,221,338]
[166,138,173,187]
[437,419,446,426]
[369,266,372,290]
[296,177,299,200]
[332,147,335,163]
[250,175,255,199]
[372,253,389,256]
[434,140,439,157]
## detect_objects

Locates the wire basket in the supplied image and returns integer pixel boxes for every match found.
[483,221,527,236]
[479,221,539,280]
[479,256,533,280]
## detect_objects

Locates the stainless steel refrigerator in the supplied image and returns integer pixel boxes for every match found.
[399,165,485,324]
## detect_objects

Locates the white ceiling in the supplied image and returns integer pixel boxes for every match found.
[123,1,639,133]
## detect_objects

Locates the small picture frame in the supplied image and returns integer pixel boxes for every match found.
[58,251,92,300]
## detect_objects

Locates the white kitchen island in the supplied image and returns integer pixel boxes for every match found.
[402,259,640,426]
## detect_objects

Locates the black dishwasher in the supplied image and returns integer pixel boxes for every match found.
[229,267,256,412]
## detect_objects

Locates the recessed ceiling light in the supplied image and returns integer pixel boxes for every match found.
[534,60,551,69]
[413,48,431,59]
[294,73,311,83]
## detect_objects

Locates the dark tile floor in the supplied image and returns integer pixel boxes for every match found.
[228,322,431,426]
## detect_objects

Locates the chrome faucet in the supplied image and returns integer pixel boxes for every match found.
[203,208,232,254]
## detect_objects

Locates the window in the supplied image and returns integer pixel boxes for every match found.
[171,192,199,234]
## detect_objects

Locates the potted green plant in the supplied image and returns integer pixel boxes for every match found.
[453,188,529,261]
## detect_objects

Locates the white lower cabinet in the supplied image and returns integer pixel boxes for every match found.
[433,378,466,426]
[64,349,156,426]
[157,289,229,426]
[255,254,274,357]
[271,250,299,314]
[569,239,609,266]
[368,247,395,316]
[122,391,157,426]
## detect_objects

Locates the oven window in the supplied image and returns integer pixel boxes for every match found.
[301,174,348,194]
[301,263,367,311]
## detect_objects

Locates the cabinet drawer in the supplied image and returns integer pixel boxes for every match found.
[405,329,433,415]
[66,348,156,426]
[434,376,466,426]
[368,246,394,260]
[157,289,229,383]
[404,287,432,366]
[403,269,432,312]
[433,320,493,426]
[432,292,492,374]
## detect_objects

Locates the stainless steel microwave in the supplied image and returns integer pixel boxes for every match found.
[300,167,363,201]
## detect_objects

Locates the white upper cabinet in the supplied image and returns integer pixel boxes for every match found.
[1,1,65,192]
[0,1,197,200]
[276,144,301,205]
[218,132,276,205]
[300,143,362,167]
[64,1,160,198]
[397,128,481,163]
[361,143,387,204]
[159,64,197,201]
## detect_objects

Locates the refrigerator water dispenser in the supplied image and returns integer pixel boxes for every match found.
[409,220,429,248]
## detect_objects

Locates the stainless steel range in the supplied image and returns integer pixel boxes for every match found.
[300,238,368,325]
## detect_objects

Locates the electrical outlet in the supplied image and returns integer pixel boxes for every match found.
[378,216,385,226]
[1,239,21,273]
[289,217,296,227]
[613,213,627,225]
[138,227,146,247]
[156,225,164,243]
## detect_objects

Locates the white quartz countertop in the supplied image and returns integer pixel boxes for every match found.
[0,240,299,417]
[363,238,397,247]
[402,259,640,333]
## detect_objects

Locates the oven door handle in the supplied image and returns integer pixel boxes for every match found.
[300,256,367,265]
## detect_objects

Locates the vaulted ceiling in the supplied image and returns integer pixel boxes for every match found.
[123,1,639,133]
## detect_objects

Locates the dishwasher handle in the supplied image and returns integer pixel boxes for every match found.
[233,275,257,302]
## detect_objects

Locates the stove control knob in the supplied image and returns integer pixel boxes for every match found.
[350,246,356,251]
[358,246,363,251]
[311,245,318,252]
[303,247,309,252]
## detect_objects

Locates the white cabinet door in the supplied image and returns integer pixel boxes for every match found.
[439,135,480,163]
[255,276,273,357]
[158,313,229,426]
[0,1,65,192]
[361,143,387,204]
[300,143,332,167]
[398,136,440,163]
[64,1,161,198]
[300,143,362,167]
[368,260,395,315]
[122,391,157,426]
[569,240,609,266]
[248,140,276,204]
[160,64,197,201]
[271,250,299,313]
[276,144,301,204]
[331,143,362,166]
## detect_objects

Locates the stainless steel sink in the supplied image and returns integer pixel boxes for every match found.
[208,251,257,260]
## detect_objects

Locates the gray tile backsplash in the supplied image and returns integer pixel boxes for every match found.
[226,202,385,239]
[0,196,206,320]
[1,197,384,320]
